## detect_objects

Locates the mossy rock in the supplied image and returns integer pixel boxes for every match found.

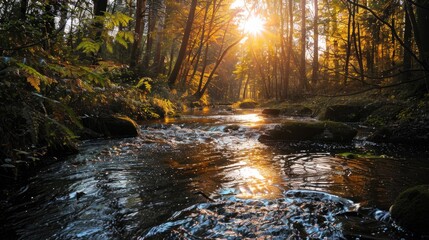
[81,115,139,139]
[368,124,429,145]
[336,152,388,159]
[260,120,357,143]
[262,108,281,116]
[390,185,429,235]
[238,100,258,109]
[280,105,313,117]
[364,104,404,127]
[319,104,379,122]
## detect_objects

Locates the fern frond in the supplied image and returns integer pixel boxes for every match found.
[76,38,101,54]
[17,63,56,92]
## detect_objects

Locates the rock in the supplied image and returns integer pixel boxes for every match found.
[368,123,429,145]
[259,120,357,143]
[262,109,281,116]
[238,100,258,109]
[320,105,365,122]
[224,124,240,132]
[281,105,313,117]
[81,115,139,138]
[390,185,429,235]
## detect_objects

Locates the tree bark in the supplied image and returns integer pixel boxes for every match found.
[130,0,146,68]
[168,0,198,88]
[300,0,307,90]
[311,0,319,86]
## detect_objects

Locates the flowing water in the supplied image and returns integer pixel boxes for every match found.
[1,109,429,239]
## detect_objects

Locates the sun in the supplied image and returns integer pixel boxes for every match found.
[242,14,266,36]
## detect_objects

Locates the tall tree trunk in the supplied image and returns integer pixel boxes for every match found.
[143,0,156,69]
[403,1,412,81]
[344,3,353,85]
[311,0,319,86]
[130,0,146,68]
[300,0,307,90]
[43,0,57,51]
[194,37,243,100]
[152,0,166,74]
[283,0,293,98]
[20,0,28,20]
[168,0,198,88]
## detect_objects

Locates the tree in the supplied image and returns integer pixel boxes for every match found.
[130,0,146,68]
[167,0,198,88]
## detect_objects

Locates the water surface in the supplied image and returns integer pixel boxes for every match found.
[2,109,429,239]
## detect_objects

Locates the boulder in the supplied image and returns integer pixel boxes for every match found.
[262,109,281,116]
[368,123,429,145]
[259,120,357,143]
[238,100,258,109]
[390,185,429,235]
[81,115,139,138]
[281,105,313,117]
[320,105,365,122]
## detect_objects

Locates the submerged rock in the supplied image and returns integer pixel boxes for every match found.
[259,120,357,143]
[81,115,139,139]
[390,185,429,235]
[261,108,281,116]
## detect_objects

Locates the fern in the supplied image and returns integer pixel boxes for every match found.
[76,38,101,54]
[135,77,152,92]
[104,12,133,29]
[17,63,55,92]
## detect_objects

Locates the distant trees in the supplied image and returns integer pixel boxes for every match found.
[1,0,428,103]
[229,0,429,101]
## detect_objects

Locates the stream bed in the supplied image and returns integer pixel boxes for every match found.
[1,109,429,239]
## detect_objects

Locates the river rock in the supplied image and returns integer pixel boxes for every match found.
[281,105,313,117]
[262,108,281,116]
[390,185,429,235]
[368,123,429,145]
[320,105,367,122]
[238,100,258,109]
[259,120,357,143]
[81,115,139,138]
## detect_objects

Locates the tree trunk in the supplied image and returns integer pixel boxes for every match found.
[20,0,28,20]
[403,1,412,81]
[311,0,319,86]
[168,0,198,88]
[300,0,307,90]
[130,0,146,68]
[143,0,157,69]
[194,37,243,100]
[344,3,352,85]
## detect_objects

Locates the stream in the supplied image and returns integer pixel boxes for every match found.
[1,109,429,239]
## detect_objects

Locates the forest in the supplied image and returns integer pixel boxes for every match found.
[1,0,429,239]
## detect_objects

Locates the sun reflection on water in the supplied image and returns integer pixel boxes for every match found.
[235,114,263,124]
[239,167,265,180]
[231,161,281,199]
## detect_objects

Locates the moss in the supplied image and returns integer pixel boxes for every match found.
[260,120,357,143]
[235,99,258,109]
[280,105,313,117]
[390,185,429,235]
[336,152,388,159]
[365,104,404,127]
[324,121,358,142]
[81,115,139,138]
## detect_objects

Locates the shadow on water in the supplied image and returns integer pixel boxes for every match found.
[1,108,429,239]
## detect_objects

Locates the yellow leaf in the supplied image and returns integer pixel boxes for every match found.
[27,76,41,92]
